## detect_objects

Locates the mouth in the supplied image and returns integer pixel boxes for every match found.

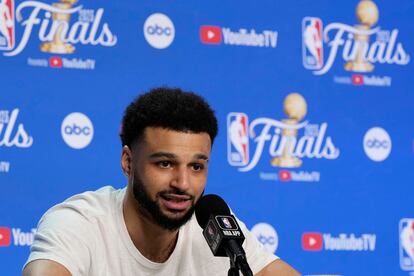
[159,194,193,212]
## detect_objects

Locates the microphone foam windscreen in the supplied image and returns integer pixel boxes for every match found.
[195,194,231,229]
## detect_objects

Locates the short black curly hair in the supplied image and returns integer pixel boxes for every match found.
[120,87,218,149]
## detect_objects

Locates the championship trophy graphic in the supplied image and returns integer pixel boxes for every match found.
[271,93,307,168]
[344,0,379,72]
[40,0,77,54]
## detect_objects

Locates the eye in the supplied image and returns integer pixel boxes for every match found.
[191,163,204,172]
[157,161,172,169]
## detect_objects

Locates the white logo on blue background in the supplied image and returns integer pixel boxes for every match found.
[143,13,175,49]
[61,112,94,149]
[363,127,391,162]
[251,222,278,253]
[400,218,414,271]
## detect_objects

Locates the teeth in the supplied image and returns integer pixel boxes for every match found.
[171,198,184,202]
[163,196,186,202]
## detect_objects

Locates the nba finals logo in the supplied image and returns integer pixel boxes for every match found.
[400,218,414,271]
[302,0,409,77]
[0,109,33,148]
[0,0,117,57]
[227,93,340,174]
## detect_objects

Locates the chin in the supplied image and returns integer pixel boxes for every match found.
[162,207,191,219]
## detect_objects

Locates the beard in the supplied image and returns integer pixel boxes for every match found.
[132,172,199,231]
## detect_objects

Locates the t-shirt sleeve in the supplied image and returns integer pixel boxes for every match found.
[238,219,279,274]
[24,204,95,275]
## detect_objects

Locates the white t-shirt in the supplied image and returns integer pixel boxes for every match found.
[25,186,278,275]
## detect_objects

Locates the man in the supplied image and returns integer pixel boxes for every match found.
[23,87,300,275]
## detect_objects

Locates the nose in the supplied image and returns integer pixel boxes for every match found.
[171,166,190,191]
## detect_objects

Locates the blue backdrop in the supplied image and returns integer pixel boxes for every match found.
[1,0,413,275]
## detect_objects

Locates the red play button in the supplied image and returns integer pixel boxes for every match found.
[49,56,63,68]
[302,232,323,251]
[200,26,222,44]
[352,74,364,85]
[279,170,291,182]
[0,227,11,247]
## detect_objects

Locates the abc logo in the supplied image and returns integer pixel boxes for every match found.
[250,222,278,253]
[363,127,391,162]
[143,13,175,49]
[61,112,94,149]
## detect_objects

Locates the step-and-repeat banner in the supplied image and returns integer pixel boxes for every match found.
[1,0,413,275]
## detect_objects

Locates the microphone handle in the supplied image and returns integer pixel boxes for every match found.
[225,239,253,276]
[237,258,253,276]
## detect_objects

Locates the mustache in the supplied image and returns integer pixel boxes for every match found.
[158,188,195,200]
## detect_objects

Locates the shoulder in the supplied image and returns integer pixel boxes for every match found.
[40,185,123,224]
[33,185,125,248]
[24,186,125,275]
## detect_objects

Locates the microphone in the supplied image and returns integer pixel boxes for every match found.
[195,194,253,276]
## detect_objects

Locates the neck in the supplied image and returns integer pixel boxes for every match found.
[123,186,179,263]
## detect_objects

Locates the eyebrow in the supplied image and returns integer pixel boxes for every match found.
[149,152,177,159]
[194,154,209,161]
[149,152,209,161]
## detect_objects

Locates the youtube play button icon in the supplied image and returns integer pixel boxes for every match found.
[200,25,222,44]
[49,56,63,68]
[302,232,323,251]
[0,227,11,247]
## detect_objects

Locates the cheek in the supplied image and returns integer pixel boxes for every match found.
[191,173,208,193]
[138,166,171,192]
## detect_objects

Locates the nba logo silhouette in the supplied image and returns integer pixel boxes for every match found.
[302,17,323,70]
[0,0,14,50]
[221,217,232,229]
[400,218,414,271]
[227,112,249,166]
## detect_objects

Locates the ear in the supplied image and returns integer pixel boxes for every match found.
[121,145,132,176]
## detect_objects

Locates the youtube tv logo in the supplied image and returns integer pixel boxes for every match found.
[0,226,36,247]
[302,232,323,251]
[0,227,11,247]
[200,25,222,44]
